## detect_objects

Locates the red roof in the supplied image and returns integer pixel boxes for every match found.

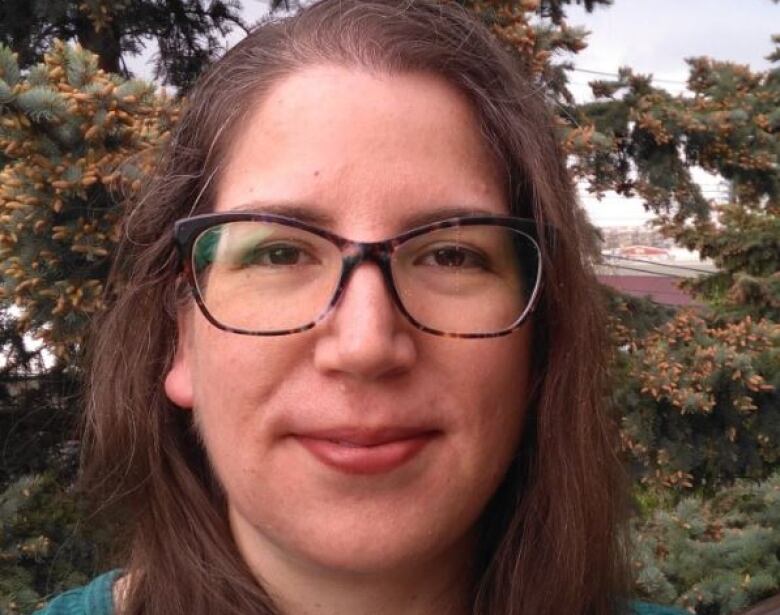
[598,275,699,306]
[616,245,669,257]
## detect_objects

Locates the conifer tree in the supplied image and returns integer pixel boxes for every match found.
[0,42,178,359]
[572,38,780,320]
[565,34,780,517]
[459,0,609,102]
[613,310,779,492]
[0,0,248,90]
[632,470,780,614]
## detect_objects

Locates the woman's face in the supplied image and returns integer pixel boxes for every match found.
[165,66,533,577]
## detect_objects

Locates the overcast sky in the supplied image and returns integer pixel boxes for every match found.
[127,1,779,229]
[566,0,776,98]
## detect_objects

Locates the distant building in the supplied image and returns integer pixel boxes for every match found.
[615,245,670,260]
[601,226,674,251]
[596,224,718,306]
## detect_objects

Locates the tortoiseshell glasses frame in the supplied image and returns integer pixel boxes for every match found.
[173,212,545,339]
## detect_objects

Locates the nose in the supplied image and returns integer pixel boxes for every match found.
[312,261,417,380]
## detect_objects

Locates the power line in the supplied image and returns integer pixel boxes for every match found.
[602,254,714,274]
[571,67,689,86]
[598,263,690,279]
[580,185,727,190]
[578,186,730,195]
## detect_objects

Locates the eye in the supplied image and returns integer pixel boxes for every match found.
[240,242,318,267]
[415,245,488,269]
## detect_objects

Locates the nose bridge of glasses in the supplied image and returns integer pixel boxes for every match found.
[337,240,396,302]
[340,238,391,268]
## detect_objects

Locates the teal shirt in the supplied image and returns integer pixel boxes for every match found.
[34,571,119,615]
[34,571,687,615]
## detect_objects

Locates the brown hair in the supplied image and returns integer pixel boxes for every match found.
[83,1,632,613]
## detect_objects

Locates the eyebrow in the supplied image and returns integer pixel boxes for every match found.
[228,201,335,227]
[228,200,500,232]
[401,206,499,229]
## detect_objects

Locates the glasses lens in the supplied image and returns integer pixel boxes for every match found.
[191,220,342,333]
[392,225,540,335]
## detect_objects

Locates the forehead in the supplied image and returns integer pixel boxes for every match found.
[215,65,507,238]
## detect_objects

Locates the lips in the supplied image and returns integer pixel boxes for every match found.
[293,427,440,475]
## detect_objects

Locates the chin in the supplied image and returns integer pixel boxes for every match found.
[290,529,470,577]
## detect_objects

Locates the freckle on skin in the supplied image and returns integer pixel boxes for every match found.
[313,170,320,177]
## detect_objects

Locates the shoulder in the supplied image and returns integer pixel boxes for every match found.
[33,570,119,615]
[631,601,689,615]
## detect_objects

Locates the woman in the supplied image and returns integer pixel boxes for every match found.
[38,1,684,614]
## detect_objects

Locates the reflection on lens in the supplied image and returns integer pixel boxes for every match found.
[191,221,342,333]
[392,225,539,335]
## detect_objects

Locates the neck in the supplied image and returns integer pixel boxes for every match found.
[266,562,472,615]
[230,512,475,615]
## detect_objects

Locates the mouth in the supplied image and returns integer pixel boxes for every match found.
[293,427,441,475]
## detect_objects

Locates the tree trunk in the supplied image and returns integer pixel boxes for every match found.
[73,12,122,74]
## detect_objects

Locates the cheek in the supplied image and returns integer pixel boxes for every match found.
[443,330,532,475]
[185,324,310,466]
[462,331,530,413]
[189,321,301,405]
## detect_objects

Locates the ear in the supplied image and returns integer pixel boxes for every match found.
[164,312,195,410]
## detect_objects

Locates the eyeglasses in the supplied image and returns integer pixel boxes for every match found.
[173,213,544,338]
